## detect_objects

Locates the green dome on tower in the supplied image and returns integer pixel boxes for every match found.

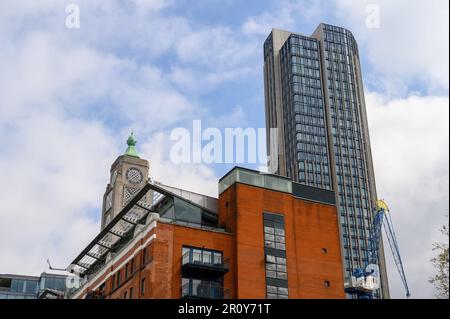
[125,132,139,158]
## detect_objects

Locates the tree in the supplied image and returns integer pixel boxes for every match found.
[430,219,449,299]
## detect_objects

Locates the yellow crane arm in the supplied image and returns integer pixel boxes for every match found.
[376,199,389,212]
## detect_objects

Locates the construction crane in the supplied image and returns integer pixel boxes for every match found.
[344,200,411,299]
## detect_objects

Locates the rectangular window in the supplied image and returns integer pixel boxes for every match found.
[142,247,147,266]
[265,255,288,281]
[141,278,145,296]
[0,278,12,289]
[202,251,212,264]
[24,280,37,294]
[267,284,289,299]
[192,249,202,263]
[263,213,288,299]
[10,280,25,293]
[213,252,222,265]
[129,287,133,299]
[182,246,224,266]
[263,216,286,251]
[117,271,121,287]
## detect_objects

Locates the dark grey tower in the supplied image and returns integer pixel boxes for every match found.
[263,24,389,298]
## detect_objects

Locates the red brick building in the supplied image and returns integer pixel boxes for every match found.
[68,163,344,299]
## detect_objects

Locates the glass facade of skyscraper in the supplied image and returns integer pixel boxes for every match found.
[264,24,389,298]
[279,34,332,190]
[319,24,380,297]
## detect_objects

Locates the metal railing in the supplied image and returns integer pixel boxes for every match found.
[181,282,230,299]
[181,250,229,271]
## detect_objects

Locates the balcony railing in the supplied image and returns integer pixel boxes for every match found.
[85,290,105,299]
[182,251,229,274]
[181,282,230,299]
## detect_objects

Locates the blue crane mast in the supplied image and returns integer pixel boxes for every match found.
[344,200,411,299]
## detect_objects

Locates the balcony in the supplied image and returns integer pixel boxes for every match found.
[84,290,105,299]
[181,249,229,276]
[181,282,230,299]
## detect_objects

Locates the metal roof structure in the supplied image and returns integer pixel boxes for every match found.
[38,288,64,299]
[67,182,218,278]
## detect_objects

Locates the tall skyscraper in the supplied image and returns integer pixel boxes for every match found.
[264,24,389,298]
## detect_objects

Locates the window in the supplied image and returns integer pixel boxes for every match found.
[99,283,106,295]
[265,255,288,281]
[324,281,331,287]
[0,278,12,290]
[24,280,38,294]
[142,248,147,266]
[203,251,212,264]
[263,217,286,251]
[267,285,289,299]
[182,246,224,266]
[141,278,146,296]
[174,197,202,224]
[192,249,202,263]
[264,213,289,299]
[129,287,133,299]
[213,252,222,265]
[10,279,25,293]
[181,278,224,299]
[105,191,112,211]
[123,291,127,299]
[322,248,328,254]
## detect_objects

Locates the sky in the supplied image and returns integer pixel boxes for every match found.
[0,0,448,299]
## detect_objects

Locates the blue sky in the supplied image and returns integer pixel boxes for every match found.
[0,0,448,299]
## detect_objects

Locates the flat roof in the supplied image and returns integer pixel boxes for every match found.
[219,166,336,206]
[219,166,291,182]
[0,274,40,281]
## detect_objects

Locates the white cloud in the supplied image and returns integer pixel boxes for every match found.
[0,113,117,275]
[334,0,449,94]
[168,65,256,95]
[0,0,189,60]
[205,105,249,129]
[0,0,259,278]
[170,26,260,93]
[241,0,449,95]
[0,0,206,276]
[141,132,219,197]
[366,92,449,298]
[131,0,174,12]
[0,30,195,133]
[242,0,325,37]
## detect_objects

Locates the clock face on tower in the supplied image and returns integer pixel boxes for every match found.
[126,167,143,184]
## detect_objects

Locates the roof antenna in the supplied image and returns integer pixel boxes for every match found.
[46,259,67,272]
